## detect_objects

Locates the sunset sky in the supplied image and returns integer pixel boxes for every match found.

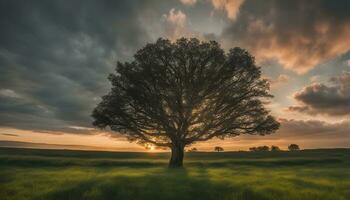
[1,0,350,151]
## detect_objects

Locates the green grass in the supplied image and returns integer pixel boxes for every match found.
[0,148,349,200]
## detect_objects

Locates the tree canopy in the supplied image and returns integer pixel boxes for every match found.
[92,38,279,167]
[288,144,300,151]
[271,145,281,151]
[214,146,224,152]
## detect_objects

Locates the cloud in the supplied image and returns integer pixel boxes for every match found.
[346,60,350,67]
[162,8,192,40]
[180,0,197,6]
[1,133,18,137]
[310,75,321,83]
[265,74,289,89]
[0,1,150,134]
[161,8,220,41]
[221,0,350,74]
[249,118,350,142]
[288,71,350,116]
[278,118,350,140]
[0,89,21,98]
[164,8,187,28]
[211,0,245,20]
[193,118,350,150]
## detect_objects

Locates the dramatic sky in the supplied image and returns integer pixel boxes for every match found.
[1,0,350,151]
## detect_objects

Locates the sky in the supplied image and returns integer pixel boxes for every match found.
[1,0,350,151]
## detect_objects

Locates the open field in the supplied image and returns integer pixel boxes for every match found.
[0,148,349,200]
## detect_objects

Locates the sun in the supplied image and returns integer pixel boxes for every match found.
[146,144,155,151]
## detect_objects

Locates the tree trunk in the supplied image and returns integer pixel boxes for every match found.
[169,143,184,168]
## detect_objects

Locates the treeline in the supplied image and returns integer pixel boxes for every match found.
[249,144,300,152]
[187,146,225,152]
[186,144,300,152]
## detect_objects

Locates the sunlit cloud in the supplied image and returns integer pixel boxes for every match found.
[221,0,350,74]
[1,133,18,137]
[162,9,188,40]
[211,0,245,20]
[180,0,197,6]
[265,74,290,89]
[186,118,350,150]
[162,8,205,41]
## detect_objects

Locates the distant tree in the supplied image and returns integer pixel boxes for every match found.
[188,147,198,152]
[257,146,270,151]
[250,146,270,152]
[214,146,224,152]
[288,144,300,151]
[249,147,258,152]
[92,38,280,168]
[271,145,280,151]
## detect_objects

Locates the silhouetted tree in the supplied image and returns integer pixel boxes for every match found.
[92,38,280,168]
[271,145,280,151]
[188,147,198,152]
[214,146,224,152]
[288,144,300,151]
[249,147,258,152]
[257,146,270,151]
[250,146,270,152]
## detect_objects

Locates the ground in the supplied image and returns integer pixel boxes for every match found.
[0,148,349,200]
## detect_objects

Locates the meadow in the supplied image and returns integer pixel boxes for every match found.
[0,147,349,200]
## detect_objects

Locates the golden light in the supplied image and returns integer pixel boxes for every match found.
[144,144,155,151]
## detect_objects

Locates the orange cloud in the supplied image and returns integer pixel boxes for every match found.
[211,0,245,20]
[180,0,197,6]
[221,1,350,74]
[162,9,192,40]
[162,8,208,41]
[187,118,350,151]
[258,25,350,74]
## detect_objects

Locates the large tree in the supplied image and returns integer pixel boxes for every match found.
[92,38,279,168]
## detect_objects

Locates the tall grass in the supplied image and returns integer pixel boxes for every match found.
[0,148,349,200]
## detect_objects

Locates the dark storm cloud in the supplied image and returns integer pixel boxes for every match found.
[288,72,350,116]
[221,0,350,73]
[0,0,151,133]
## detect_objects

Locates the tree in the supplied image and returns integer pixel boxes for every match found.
[92,38,280,168]
[214,146,224,152]
[288,144,300,151]
[271,145,280,151]
[249,146,270,152]
[188,147,198,152]
[249,147,258,152]
[257,146,270,151]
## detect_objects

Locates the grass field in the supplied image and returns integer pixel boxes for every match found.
[0,148,349,200]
